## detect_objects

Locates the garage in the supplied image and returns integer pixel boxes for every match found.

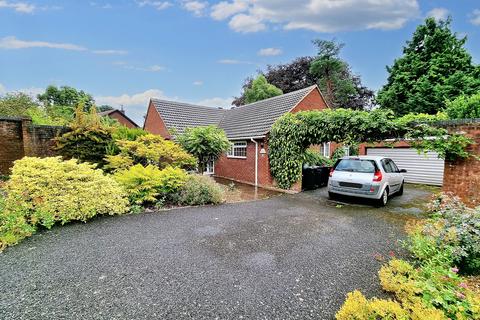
[366,147,445,186]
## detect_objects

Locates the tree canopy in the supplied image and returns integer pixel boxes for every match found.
[177,125,231,174]
[377,17,480,116]
[0,92,38,117]
[243,75,283,104]
[233,41,374,109]
[38,85,94,110]
[445,93,480,119]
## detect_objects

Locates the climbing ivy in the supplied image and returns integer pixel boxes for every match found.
[269,109,473,189]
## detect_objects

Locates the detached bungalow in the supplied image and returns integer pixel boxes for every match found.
[143,85,332,191]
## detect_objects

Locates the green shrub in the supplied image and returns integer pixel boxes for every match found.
[55,105,113,166]
[302,149,333,167]
[176,175,224,206]
[114,165,188,205]
[0,157,129,249]
[445,93,480,119]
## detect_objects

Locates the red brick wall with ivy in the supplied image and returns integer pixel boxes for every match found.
[443,122,480,207]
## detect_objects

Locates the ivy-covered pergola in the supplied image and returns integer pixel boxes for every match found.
[268,109,472,189]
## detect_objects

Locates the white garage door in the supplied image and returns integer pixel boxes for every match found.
[366,148,444,186]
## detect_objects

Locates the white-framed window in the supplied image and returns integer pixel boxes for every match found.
[343,145,350,157]
[227,141,247,158]
[205,160,214,175]
[319,142,331,158]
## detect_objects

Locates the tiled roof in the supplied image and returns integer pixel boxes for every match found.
[151,99,226,136]
[150,85,318,140]
[219,85,317,139]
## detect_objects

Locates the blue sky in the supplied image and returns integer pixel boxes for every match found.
[1,0,479,124]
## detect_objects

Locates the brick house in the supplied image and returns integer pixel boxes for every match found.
[143,85,331,191]
[98,109,139,128]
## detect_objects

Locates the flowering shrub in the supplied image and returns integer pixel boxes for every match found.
[336,195,480,319]
[114,165,188,205]
[0,157,129,250]
[415,193,480,274]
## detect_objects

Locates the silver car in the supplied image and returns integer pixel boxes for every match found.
[328,156,406,206]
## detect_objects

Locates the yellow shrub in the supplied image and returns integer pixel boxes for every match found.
[1,157,129,249]
[114,164,188,205]
[379,259,422,304]
[107,134,197,171]
[336,290,409,320]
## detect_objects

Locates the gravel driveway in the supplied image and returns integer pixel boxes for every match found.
[0,185,434,320]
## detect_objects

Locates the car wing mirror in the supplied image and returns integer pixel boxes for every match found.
[399,169,407,173]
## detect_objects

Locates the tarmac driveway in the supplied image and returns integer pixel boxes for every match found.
[0,185,435,320]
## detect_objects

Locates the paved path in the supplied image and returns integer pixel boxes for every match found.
[0,185,433,319]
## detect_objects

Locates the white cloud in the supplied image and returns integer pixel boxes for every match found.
[258,47,282,56]
[193,81,203,86]
[217,59,253,65]
[0,83,6,95]
[112,61,164,72]
[96,89,177,125]
[136,0,172,11]
[211,0,248,20]
[470,9,480,26]
[0,36,129,56]
[205,0,420,33]
[426,7,449,21]
[92,49,128,55]
[196,97,233,109]
[0,36,87,51]
[182,1,208,17]
[229,13,266,33]
[0,0,35,13]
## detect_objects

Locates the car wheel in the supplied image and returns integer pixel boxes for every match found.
[376,188,389,207]
[397,182,404,196]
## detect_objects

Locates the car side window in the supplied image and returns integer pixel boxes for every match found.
[389,160,400,172]
[381,159,393,173]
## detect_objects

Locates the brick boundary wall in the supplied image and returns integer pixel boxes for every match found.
[440,119,480,207]
[0,117,67,175]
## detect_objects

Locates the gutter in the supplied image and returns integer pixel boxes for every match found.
[250,138,258,186]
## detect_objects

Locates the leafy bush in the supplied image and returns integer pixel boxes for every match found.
[0,157,129,249]
[114,165,188,205]
[446,93,480,119]
[177,125,231,173]
[175,175,224,206]
[105,134,196,172]
[302,149,332,167]
[55,105,113,166]
[112,126,148,141]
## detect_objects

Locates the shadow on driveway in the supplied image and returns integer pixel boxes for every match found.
[0,184,437,319]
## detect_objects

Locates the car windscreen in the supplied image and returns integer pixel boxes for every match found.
[334,159,376,173]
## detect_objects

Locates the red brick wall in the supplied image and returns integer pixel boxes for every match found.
[214,140,256,185]
[443,123,480,207]
[291,87,328,113]
[107,111,138,128]
[0,117,66,175]
[143,101,171,139]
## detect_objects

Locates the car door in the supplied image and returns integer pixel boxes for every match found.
[383,159,402,192]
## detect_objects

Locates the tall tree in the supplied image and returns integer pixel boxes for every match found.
[377,17,480,116]
[38,85,95,110]
[243,75,283,104]
[0,92,39,117]
[309,39,356,108]
[233,44,374,109]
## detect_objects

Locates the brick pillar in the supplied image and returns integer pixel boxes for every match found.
[20,118,34,157]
